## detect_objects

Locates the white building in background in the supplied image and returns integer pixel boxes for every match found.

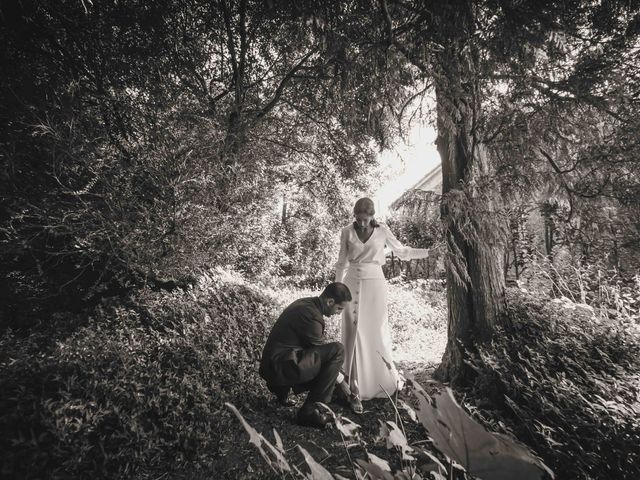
[407,163,442,194]
[373,124,441,216]
[388,163,442,213]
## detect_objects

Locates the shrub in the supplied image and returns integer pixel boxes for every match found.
[467,289,640,479]
[0,269,278,479]
[541,262,639,322]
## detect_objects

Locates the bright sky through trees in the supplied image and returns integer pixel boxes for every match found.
[373,122,441,217]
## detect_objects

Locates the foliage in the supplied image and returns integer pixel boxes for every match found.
[1,0,409,316]
[368,0,640,381]
[466,289,640,480]
[505,205,537,280]
[413,385,553,480]
[0,269,277,479]
[486,21,640,280]
[384,189,444,280]
[270,191,349,286]
[0,268,449,479]
[500,173,640,283]
[527,259,640,323]
[229,377,553,480]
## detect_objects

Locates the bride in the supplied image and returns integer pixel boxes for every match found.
[335,197,429,413]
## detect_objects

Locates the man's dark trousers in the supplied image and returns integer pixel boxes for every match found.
[265,342,344,407]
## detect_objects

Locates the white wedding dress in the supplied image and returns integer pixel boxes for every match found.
[335,223,429,399]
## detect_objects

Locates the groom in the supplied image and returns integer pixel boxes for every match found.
[259,282,352,428]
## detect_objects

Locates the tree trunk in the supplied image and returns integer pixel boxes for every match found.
[281,193,288,225]
[542,204,560,296]
[217,0,248,210]
[513,231,520,280]
[432,3,507,385]
[504,248,510,281]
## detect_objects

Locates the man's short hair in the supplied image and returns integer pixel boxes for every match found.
[321,282,352,303]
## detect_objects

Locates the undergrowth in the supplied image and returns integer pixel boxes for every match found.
[0,269,276,479]
[2,270,638,479]
[467,289,640,479]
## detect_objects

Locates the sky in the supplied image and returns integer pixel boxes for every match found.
[372,122,441,217]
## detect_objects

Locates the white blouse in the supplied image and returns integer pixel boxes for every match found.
[335,223,429,282]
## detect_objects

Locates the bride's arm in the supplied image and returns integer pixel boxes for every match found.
[334,227,350,282]
[381,223,429,261]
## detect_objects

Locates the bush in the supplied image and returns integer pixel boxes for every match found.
[540,262,639,322]
[467,288,640,479]
[0,269,278,479]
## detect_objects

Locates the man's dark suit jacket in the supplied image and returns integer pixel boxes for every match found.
[259,297,327,387]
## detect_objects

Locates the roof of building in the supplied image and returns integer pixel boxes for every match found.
[407,163,442,194]
[389,163,442,211]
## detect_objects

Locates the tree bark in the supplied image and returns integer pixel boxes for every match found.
[542,201,560,296]
[513,231,520,280]
[432,2,507,385]
[216,0,248,210]
[504,248,510,281]
[281,193,288,225]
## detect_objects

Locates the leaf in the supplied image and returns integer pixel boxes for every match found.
[225,403,291,473]
[377,420,415,461]
[355,458,394,480]
[414,448,447,473]
[317,402,360,438]
[368,452,391,471]
[404,372,436,396]
[398,399,418,422]
[298,445,334,480]
[335,415,361,438]
[385,421,408,449]
[412,387,554,480]
[429,471,447,480]
[273,428,284,453]
[225,403,262,450]
[375,419,391,444]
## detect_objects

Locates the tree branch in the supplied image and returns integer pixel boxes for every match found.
[254,50,317,120]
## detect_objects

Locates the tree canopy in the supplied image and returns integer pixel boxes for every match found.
[0,0,419,315]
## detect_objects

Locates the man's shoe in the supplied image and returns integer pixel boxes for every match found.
[268,384,296,406]
[296,403,332,428]
[349,394,363,414]
[332,380,351,406]
[277,395,297,407]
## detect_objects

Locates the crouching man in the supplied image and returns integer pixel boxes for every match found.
[259,282,352,428]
